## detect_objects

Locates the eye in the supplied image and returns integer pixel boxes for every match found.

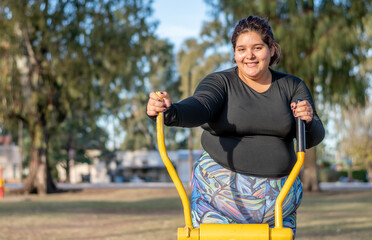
[237,48,245,52]
[255,46,262,50]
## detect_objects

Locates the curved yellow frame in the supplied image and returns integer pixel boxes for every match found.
[155,92,305,240]
[156,110,194,234]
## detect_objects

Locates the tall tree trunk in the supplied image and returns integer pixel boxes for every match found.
[67,148,75,183]
[18,127,57,194]
[302,147,320,192]
[188,129,194,184]
[46,153,58,193]
[44,128,58,193]
[65,135,73,183]
[18,120,23,181]
[187,69,194,184]
[301,72,320,192]
[22,142,46,194]
[66,152,71,183]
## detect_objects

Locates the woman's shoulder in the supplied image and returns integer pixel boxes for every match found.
[270,68,306,92]
[198,67,238,88]
[270,69,309,98]
[271,68,303,83]
[206,67,238,80]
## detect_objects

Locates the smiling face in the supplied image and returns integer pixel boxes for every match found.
[234,31,274,84]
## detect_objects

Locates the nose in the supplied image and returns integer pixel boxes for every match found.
[245,49,255,59]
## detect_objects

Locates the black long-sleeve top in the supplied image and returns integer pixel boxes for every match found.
[159,67,325,177]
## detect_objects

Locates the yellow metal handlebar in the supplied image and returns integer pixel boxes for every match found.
[156,92,305,240]
[275,151,304,229]
[156,92,194,236]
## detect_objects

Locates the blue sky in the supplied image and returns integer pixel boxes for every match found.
[151,0,209,52]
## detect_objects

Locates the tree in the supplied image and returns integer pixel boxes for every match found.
[49,113,109,183]
[336,102,372,182]
[202,0,371,191]
[177,36,230,180]
[120,37,179,151]
[0,0,161,194]
[336,13,372,183]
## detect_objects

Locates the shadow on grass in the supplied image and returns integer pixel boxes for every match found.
[0,197,183,215]
[298,224,372,239]
[301,190,372,207]
[297,190,372,239]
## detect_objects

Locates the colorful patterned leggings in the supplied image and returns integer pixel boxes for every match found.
[191,151,303,237]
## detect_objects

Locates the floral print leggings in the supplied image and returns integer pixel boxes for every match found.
[191,151,303,238]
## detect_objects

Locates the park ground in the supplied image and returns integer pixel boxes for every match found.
[0,187,371,240]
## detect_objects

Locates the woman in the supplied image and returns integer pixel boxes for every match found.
[146,16,325,237]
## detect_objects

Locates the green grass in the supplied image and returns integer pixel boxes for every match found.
[0,197,181,214]
[0,188,371,240]
[296,191,372,240]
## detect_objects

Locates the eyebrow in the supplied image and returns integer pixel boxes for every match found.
[236,43,265,48]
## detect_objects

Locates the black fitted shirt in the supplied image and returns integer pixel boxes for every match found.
[160,67,325,177]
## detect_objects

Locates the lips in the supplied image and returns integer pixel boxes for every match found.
[245,62,258,67]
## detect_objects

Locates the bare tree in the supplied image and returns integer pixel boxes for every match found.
[336,102,372,182]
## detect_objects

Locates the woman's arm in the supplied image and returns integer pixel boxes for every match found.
[147,73,226,128]
[291,81,325,148]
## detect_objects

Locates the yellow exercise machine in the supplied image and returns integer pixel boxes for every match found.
[156,93,305,240]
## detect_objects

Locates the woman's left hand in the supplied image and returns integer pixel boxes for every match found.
[290,100,313,123]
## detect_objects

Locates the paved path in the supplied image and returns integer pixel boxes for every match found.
[6,182,372,191]
[5,182,178,190]
[319,182,372,191]
[57,182,178,189]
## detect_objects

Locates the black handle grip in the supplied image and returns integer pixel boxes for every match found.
[296,99,306,152]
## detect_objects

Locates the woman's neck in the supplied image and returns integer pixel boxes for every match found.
[238,69,272,93]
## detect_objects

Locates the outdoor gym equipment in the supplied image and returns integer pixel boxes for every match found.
[156,93,305,240]
[0,168,4,199]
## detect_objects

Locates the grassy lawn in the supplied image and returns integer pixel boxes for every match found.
[0,188,371,240]
[297,190,372,240]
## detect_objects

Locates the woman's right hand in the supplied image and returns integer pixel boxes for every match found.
[146,91,172,116]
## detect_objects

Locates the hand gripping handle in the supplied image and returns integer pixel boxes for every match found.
[296,99,306,152]
[274,99,306,229]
